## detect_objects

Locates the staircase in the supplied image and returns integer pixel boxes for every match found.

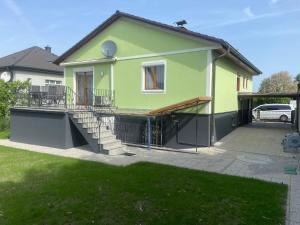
[68,110,126,155]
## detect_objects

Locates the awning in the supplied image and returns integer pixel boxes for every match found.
[148,96,211,116]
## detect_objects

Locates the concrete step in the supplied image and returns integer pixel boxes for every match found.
[97,135,116,144]
[77,117,98,123]
[87,127,111,134]
[92,130,115,139]
[73,114,95,119]
[100,139,122,146]
[101,146,126,156]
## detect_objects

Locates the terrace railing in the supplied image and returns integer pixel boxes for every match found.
[13,85,115,110]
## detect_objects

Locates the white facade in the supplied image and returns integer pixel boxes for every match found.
[12,70,64,86]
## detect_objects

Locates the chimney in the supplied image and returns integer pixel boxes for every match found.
[45,46,51,53]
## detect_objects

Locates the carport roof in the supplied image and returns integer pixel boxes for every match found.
[239,92,300,99]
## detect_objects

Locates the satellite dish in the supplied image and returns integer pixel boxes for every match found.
[0,71,12,82]
[101,40,117,57]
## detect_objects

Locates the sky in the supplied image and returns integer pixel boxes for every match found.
[0,0,299,90]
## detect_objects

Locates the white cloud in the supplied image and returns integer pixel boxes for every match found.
[243,6,255,18]
[2,0,44,44]
[3,0,36,33]
[3,0,22,16]
[270,0,280,4]
[195,8,300,30]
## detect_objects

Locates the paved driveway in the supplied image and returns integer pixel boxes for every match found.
[215,121,294,157]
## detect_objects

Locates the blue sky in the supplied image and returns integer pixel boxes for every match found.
[0,0,299,90]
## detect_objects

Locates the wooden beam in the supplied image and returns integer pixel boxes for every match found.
[148,96,211,116]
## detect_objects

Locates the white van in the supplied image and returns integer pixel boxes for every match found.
[252,104,295,122]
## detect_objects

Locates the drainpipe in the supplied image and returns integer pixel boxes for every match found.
[210,43,231,145]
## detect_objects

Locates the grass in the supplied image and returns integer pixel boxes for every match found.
[0,129,9,139]
[0,146,287,225]
[0,116,9,139]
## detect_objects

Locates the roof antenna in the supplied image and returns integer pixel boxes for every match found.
[175,20,187,27]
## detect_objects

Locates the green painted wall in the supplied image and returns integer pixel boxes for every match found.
[64,18,211,114]
[113,51,207,110]
[214,58,253,113]
[63,17,255,115]
[65,18,215,62]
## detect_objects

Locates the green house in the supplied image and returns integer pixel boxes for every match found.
[10,11,261,154]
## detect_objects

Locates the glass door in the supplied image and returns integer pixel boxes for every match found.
[76,71,93,105]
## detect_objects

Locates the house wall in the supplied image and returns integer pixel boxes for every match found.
[10,108,86,148]
[13,70,64,86]
[213,57,254,141]
[65,18,217,61]
[64,18,216,113]
[214,58,253,114]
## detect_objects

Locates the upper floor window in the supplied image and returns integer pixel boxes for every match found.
[142,61,165,93]
[237,76,240,91]
[45,80,62,86]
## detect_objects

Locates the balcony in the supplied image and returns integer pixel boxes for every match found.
[13,85,115,110]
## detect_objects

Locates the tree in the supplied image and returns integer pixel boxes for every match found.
[258,71,297,93]
[0,80,30,118]
[295,73,300,82]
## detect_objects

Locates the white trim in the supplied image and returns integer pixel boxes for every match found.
[72,66,95,105]
[118,46,218,61]
[61,58,116,67]
[141,60,166,94]
[205,50,213,114]
[60,46,219,67]
[63,67,66,85]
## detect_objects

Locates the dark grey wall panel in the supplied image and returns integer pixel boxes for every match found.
[214,111,238,141]
[10,109,86,149]
[163,114,210,149]
[65,117,87,148]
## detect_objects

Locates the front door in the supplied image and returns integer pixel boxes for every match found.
[76,71,93,105]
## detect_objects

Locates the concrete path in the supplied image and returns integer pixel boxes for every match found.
[215,121,294,157]
[0,139,299,225]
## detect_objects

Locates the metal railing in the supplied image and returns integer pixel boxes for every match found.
[96,116,163,147]
[13,85,115,110]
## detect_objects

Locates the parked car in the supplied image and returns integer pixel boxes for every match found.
[252,104,295,122]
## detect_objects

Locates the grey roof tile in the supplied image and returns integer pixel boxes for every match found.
[0,46,63,74]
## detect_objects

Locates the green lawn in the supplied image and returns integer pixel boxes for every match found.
[0,146,287,225]
[0,129,9,139]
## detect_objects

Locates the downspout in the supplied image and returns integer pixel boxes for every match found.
[210,43,231,145]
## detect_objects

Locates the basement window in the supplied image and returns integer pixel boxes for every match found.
[142,61,165,93]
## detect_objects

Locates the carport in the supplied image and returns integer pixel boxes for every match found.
[238,91,300,131]
[214,91,300,156]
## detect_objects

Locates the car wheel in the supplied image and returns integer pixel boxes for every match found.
[280,115,288,123]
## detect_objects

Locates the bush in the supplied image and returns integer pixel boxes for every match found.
[0,80,30,118]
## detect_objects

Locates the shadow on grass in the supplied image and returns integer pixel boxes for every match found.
[0,147,287,225]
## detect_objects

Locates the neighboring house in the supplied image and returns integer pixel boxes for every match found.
[0,46,64,86]
[10,11,261,154]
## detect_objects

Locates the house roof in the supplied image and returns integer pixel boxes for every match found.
[54,11,261,74]
[0,46,63,75]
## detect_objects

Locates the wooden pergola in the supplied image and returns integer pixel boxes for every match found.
[148,96,211,116]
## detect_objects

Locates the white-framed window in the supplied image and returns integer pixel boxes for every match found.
[142,61,166,93]
[45,80,62,86]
